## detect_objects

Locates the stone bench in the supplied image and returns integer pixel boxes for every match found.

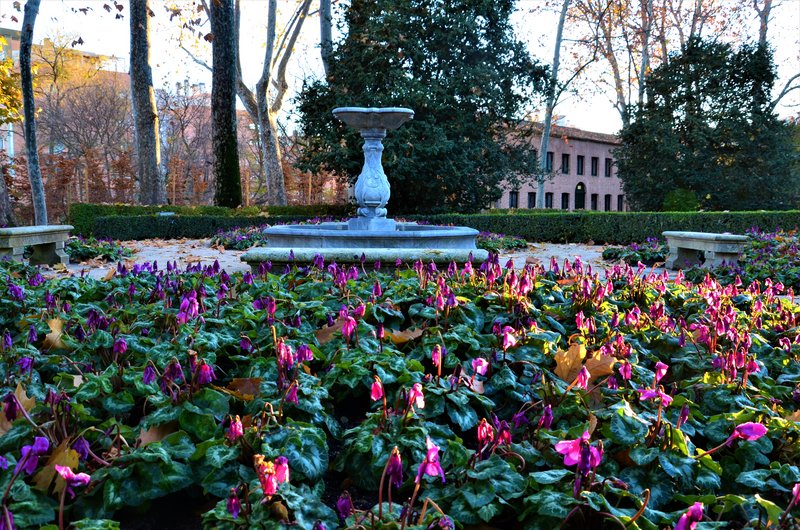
[0,225,73,265]
[663,230,747,270]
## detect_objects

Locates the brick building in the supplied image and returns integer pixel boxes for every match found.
[498,123,627,212]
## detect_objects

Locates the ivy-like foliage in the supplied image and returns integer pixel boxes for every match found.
[295,0,547,214]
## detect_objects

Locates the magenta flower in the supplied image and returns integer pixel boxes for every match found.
[227,488,241,519]
[471,357,489,376]
[477,418,494,444]
[575,366,590,390]
[725,422,767,445]
[113,337,127,356]
[142,365,157,385]
[654,361,669,386]
[196,361,216,385]
[501,326,517,351]
[370,379,384,401]
[674,502,704,530]
[285,384,299,405]
[342,316,357,342]
[54,464,91,498]
[274,456,290,484]
[416,437,445,483]
[431,345,443,370]
[619,361,632,381]
[554,431,602,469]
[336,491,354,519]
[637,388,674,407]
[408,383,425,410]
[538,404,553,429]
[386,447,403,488]
[227,415,244,442]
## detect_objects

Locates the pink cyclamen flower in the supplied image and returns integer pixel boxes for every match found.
[726,422,768,445]
[637,388,674,407]
[471,357,489,376]
[538,404,553,429]
[342,316,357,342]
[274,456,290,484]
[409,383,425,410]
[674,502,704,530]
[477,418,494,444]
[554,431,602,469]
[654,361,669,387]
[196,361,216,385]
[54,464,91,498]
[501,326,517,351]
[416,437,445,483]
[619,362,632,381]
[371,379,384,401]
[254,455,278,498]
[575,366,590,390]
[386,447,403,488]
[227,415,243,442]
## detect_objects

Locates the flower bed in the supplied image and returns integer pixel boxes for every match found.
[64,236,133,263]
[0,255,798,528]
[602,237,668,266]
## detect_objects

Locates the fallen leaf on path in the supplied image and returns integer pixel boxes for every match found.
[43,318,70,351]
[102,269,116,281]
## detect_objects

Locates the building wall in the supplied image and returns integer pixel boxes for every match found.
[498,126,628,212]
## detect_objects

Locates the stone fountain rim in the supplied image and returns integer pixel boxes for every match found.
[332,106,415,116]
[265,222,479,238]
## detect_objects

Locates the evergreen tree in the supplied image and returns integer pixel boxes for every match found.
[616,38,798,211]
[295,0,546,213]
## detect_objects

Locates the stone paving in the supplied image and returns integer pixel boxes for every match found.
[39,238,667,279]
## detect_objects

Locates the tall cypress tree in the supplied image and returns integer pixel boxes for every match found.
[296,0,545,214]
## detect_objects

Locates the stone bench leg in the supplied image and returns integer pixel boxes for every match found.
[29,241,69,266]
[704,251,739,268]
[666,246,702,270]
[0,247,25,263]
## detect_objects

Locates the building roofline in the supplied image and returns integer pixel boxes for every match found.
[525,121,621,146]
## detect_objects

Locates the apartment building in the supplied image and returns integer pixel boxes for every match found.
[499,123,627,212]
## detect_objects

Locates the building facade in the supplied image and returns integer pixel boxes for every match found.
[498,124,627,212]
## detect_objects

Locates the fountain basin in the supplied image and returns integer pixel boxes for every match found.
[264,222,480,249]
[333,107,414,130]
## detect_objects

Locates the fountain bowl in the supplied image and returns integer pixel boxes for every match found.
[333,107,414,131]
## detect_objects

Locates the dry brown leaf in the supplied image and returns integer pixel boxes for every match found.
[213,378,263,401]
[52,263,67,272]
[525,256,541,266]
[185,255,203,264]
[71,375,84,388]
[315,317,346,345]
[787,410,800,422]
[584,350,616,380]
[470,379,485,394]
[102,268,116,281]
[43,318,69,351]
[587,413,598,435]
[556,278,579,286]
[386,327,424,345]
[554,342,586,381]
[33,441,79,492]
[137,421,178,447]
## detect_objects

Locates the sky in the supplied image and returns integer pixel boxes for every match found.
[0,0,798,135]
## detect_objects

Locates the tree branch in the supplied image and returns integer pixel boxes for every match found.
[179,44,212,73]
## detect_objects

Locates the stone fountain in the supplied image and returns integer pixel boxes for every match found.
[241,107,488,268]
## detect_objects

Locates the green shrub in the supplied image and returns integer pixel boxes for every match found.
[662,188,700,211]
[68,203,353,236]
[65,236,133,262]
[92,215,312,240]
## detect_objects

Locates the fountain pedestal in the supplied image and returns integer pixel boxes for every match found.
[241,106,489,269]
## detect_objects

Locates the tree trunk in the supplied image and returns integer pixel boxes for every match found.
[637,0,653,107]
[258,94,286,206]
[0,168,15,227]
[21,0,47,225]
[536,0,570,209]
[320,0,332,77]
[211,0,242,208]
[130,0,166,205]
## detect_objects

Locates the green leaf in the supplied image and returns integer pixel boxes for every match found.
[530,469,572,485]
[755,494,783,526]
[179,407,219,440]
[610,401,649,445]
[523,490,579,518]
[72,520,122,530]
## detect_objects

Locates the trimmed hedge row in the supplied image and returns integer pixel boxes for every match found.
[413,211,800,244]
[91,215,313,241]
[68,203,353,236]
[89,210,800,244]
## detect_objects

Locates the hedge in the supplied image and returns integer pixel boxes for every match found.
[68,203,353,236]
[89,210,800,244]
[412,211,800,244]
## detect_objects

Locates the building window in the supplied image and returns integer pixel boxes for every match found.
[509,191,519,209]
[590,157,599,177]
[604,194,612,211]
[546,151,554,172]
[527,192,536,209]
[575,183,586,209]
[617,195,624,211]
[577,155,584,175]
[561,193,570,210]
[605,158,613,177]
[590,193,599,211]
[561,153,570,174]
[545,192,554,208]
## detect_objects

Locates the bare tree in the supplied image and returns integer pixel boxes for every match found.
[20,0,47,225]
[320,0,332,77]
[210,0,242,207]
[130,0,166,204]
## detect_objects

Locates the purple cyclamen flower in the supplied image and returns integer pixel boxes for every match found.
[196,362,216,385]
[674,502,704,530]
[0,455,7,470]
[554,431,602,470]
[538,404,553,429]
[285,384,299,404]
[3,393,18,421]
[15,437,49,475]
[15,357,32,374]
[113,337,127,356]
[27,325,37,344]
[296,344,313,362]
[725,422,767,445]
[416,437,445,483]
[143,365,157,385]
[2,331,11,350]
[227,488,241,519]
[72,437,90,461]
[336,491,354,519]
[386,447,403,488]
